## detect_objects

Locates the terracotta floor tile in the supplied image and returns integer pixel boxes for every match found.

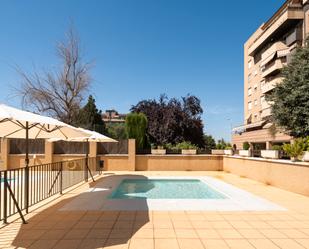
[278,229,309,238]
[191,220,212,229]
[86,228,111,239]
[295,239,309,249]
[132,228,153,239]
[103,238,130,249]
[114,221,134,229]
[154,229,176,238]
[153,221,173,229]
[225,239,256,249]
[109,229,133,239]
[195,229,221,239]
[54,239,82,249]
[271,238,306,249]
[260,229,288,239]
[129,239,154,249]
[201,239,229,249]
[229,221,253,229]
[175,229,198,239]
[177,239,204,249]
[210,221,233,229]
[217,229,243,239]
[94,221,116,229]
[64,229,90,239]
[28,239,58,249]
[154,239,179,249]
[40,229,66,240]
[78,238,106,249]
[238,229,266,238]
[172,220,192,229]
[248,239,281,249]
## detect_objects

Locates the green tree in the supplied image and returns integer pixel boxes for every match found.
[125,113,148,149]
[74,95,106,133]
[267,38,309,138]
[203,135,216,151]
[106,123,127,140]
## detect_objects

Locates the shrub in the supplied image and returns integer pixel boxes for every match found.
[271,145,282,151]
[243,142,250,150]
[283,138,306,161]
[175,141,198,150]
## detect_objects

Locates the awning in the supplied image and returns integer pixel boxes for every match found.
[277,48,290,58]
[260,52,277,67]
[232,120,266,134]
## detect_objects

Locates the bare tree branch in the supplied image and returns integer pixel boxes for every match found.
[15,26,93,124]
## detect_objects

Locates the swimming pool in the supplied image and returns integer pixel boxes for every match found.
[109,179,226,199]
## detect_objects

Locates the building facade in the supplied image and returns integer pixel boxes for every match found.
[102,109,127,124]
[232,0,309,150]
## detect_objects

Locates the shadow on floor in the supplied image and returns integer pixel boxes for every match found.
[9,174,152,249]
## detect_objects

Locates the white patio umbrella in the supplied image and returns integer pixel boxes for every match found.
[0,104,90,216]
[49,128,117,181]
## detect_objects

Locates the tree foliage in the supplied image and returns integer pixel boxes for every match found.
[125,113,148,149]
[203,135,216,151]
[267,38,309,138]
[15,26,92,124]
[106,123,127,140]
[131,94,204,147]
[73,95,106,133]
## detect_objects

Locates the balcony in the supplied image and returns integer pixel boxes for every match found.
[248,7,303,56]
[261,59,286,78]
[261,77,284,94]
[261,107,272,118]
[261,41,289,66]
[261,100,271,110]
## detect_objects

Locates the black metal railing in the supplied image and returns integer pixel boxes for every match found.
[0,157,101,224]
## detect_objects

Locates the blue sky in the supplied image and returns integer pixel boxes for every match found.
[0,0,284,141]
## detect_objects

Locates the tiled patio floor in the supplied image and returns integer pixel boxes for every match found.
[1,171,309,249]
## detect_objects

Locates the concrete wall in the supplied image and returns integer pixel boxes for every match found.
[136,155,223,171]
[223,156,309,196]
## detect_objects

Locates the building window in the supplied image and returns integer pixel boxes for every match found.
[248,87,252,96]
[254,69,258,76]
[248,60,252,69]
[248,101,252,110]
[248,73,252,82]
[254,84,258,91]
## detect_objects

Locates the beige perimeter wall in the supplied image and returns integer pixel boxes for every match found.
[223,156,309,196]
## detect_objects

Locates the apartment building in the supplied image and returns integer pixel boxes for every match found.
[232,0,309,150]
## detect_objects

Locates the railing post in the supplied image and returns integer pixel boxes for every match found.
[3,171,8,224]
[25,166,29,213]
[84,157,88,182]
[60,162,63,195]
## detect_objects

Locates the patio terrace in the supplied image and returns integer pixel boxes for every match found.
[1,171,309,249]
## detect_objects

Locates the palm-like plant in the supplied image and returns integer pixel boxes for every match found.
[283,138,306,161]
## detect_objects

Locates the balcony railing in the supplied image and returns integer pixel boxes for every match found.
[261,59,286,78]
[261,107,272,118]
[0,157,101,224]
[261,77,283,94]
[261,41,288,62]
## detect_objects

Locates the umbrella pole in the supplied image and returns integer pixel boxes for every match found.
[85,141,95,182]
[25,121,29,213]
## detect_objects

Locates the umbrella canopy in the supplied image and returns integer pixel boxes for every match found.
[0,104,89,139]
[69,128,118,143]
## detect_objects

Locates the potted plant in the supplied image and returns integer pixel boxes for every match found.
[239,141,251,157]
[261,145,281,159]
[283,138,306,162]
[176,142,198,155]
[303,137,309,162]
[151,145,166,155]
[224,146,233,156]
[211,139,227,155]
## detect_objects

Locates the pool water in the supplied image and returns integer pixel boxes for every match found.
[109,179,226,199]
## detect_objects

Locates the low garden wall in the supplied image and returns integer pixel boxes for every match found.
[136,155,223,171]
[223,156,309,196]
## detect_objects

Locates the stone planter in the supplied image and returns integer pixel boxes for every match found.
[239,150,250,157]
[182,149,197,155]
[302,151,309,162]
[211,149,225,155]
[224,149,233,156]
[151,149,166,155]
[261,150,279,159]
